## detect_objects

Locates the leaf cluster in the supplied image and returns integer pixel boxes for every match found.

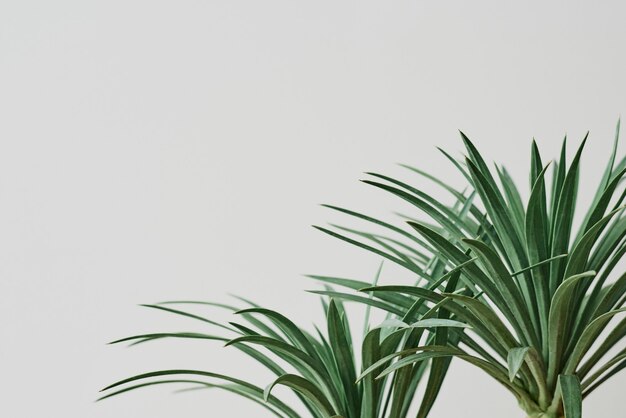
[102,125,626,418]
[319,126,626,418]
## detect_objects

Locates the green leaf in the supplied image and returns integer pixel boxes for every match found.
[507,347,530,382]
[462,238,539,348]
[549,136,568,245]
[495,165,527,241]
[364,172,478,236]
[582,357,626,398]
[364,345,526,401]
[99,370,301,418]
[306,274,414,308]
[360,328,381,418]
[557,375,582,418]
[578,119,622,238]
[313,225,429,279]
[550,135,588,291]
[375,318,409,329]
[224,335,335,396]
[327,300,358,416]
[581,348,626,391]
[235,307,321,360]
[416,274,464,418]
[441,293,518,357]
[363,261,384,336]
[409,318,470,329]
[139,304,234,332]
[524,163,552,358]
[547,271,596,389]
[563,308,626,374]
[563,207,624,279]
[361,179,466,241]
[308,289,407,317]
[109,332,226,346]
[265,374,336,417]
[407,222,501,304]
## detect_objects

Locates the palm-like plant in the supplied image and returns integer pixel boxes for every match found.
[100,278,469,418]
[318,126,626,418]
[103,126,626,418]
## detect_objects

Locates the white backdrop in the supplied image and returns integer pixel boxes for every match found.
[1,1,625,417]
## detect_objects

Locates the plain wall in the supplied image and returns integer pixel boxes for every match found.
[1,1,625,417]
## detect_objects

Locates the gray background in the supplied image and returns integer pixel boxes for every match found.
[1,1,625,417]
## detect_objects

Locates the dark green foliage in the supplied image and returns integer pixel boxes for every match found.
[100,288,467,417]
[103,124,626,418]
[324,125,626,418]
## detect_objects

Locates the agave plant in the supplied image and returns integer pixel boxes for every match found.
[100,273,470,418]
[317,126,626,418]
